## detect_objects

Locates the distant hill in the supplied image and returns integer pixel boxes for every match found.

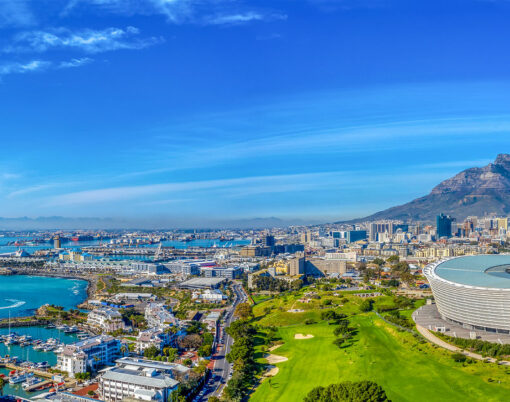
[350,154,510,223]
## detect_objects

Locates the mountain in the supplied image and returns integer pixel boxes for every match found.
[354,154,510,223]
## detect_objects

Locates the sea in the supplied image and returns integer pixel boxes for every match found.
[0,274,88,398]
[0,326,80,398]
[0,276,88,318]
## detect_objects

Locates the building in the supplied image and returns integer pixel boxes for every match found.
[240,246,271,257]
[261,235,275,248]
[436,213,455,239]
[136,328,174,354]
[201,266,243,279]
[203,311,221,334]
[306,258,347,276]
[345,230,367,243]
[192,289,227,303]
[145,303,178,329]
[424,255,510,334]
[99,357,189,402]
[129,263,168,275]
[54,236,61,249]
[179,277,226,289]
[87,308,126,333]
[288,256,305,276]
[57,336,125,377]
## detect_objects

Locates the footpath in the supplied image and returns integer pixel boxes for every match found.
[415,324,510,366]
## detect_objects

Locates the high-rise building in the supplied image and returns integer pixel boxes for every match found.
[345,230,367,243]
[436,213,455,238]
[53,235,61,249]
[261,235,275,248]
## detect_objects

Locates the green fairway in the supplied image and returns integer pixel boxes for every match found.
[251,314,510,402]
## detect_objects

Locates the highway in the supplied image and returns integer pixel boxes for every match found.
[198,282,247,401]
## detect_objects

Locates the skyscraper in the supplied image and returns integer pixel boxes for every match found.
[54,235,61,249]
[436,214,455,238]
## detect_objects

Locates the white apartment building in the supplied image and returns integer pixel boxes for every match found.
[57,335,125,377]
[99,358,189,402]
[145,303,178,329]
[136,328,173,354]
[191,289,227,303]
[87,308,126,333]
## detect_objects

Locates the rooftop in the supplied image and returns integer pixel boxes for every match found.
[434,255,510,289]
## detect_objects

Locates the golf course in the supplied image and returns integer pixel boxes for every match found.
[249,290,510,402]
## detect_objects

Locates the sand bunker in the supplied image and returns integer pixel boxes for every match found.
[263,365,279,377]
[265,353,288,364]
[294,333,314,339]
[269,344,283,352]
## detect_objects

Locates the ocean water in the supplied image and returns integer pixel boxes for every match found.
[0,276,88,318]
[0,327,79,398]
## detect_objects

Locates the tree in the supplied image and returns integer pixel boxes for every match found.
[178,333,203,350]
[387,255,400,264]
[144,345,160,359]
[452,352,467,363]
[400,272,415,286]
[164,347,178,362]
[234,302,253,321]
[304,381,389,402]
[372,258,385,279]
[198,344,212,357]
[359,299,374,312]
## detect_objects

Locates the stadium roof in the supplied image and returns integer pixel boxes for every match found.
[435,255,510,289]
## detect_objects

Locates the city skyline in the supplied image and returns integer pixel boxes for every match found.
[2,1,510,226]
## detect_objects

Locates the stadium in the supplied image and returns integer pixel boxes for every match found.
[424,255,510,334]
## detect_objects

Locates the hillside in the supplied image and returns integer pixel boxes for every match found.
[354,154,510,222]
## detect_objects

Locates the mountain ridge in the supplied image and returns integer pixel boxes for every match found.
[347,154,510,223]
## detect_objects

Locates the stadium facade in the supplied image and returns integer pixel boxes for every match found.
[424,255,510,334]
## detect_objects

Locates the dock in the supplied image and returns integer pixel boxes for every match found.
[24,379,53,392]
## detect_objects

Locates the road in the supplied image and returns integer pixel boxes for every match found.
[198,282,247,401]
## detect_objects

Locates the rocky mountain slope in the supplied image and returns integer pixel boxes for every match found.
[355,154,510,222]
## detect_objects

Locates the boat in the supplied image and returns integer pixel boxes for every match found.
[64,326,79,334]
[46,323,56,329]
[36,361,49,369]
[9,372,33,384]
[22,376,43,390]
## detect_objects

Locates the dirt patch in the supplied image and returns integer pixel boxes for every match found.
[294,333,314,339]
[265,353,288,364]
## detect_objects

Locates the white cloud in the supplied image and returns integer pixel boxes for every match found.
[5,26,162,54]
[0,57,93,78]
[46,172,347,206]
[0,60,50,75]
[205,12,287,25]
[64,0,287,25]
[58,57,93,68]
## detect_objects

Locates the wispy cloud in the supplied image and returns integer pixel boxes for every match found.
[58,57,93,68]
[0,57,93,77]
[205,12,287,25]
[47,172,347,206]
[64,0,287,25]
[0,60,50,76]
[4,26,162,54]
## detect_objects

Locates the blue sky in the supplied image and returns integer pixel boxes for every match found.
[2,0,510,226]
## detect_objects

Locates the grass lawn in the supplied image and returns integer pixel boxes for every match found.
[251,314,510,402]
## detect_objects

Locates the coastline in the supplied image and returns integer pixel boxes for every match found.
[0,270,95,315]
